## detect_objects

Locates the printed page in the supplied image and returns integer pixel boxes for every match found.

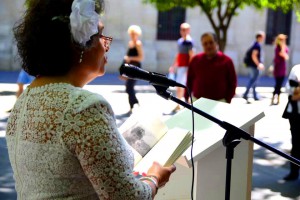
[133,127,192,173]
[118,111,168,165]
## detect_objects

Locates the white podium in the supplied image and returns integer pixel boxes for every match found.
[155,98,265,200]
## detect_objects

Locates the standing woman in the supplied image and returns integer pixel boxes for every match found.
[282,64,300,181]
[271,34,289,105]
[6,0,175,199]
[124,25,144,114]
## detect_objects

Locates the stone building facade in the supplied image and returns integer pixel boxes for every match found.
[1,0,300,75]
[0,0,25,71]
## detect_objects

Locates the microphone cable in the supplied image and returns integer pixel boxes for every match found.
[186,87,195,200]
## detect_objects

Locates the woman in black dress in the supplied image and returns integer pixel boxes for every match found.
[124,25,144,113]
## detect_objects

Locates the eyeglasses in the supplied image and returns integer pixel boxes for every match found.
[99,34,113,52]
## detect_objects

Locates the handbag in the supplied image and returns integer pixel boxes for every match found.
[282,95,299,119]
[282,99,290,119]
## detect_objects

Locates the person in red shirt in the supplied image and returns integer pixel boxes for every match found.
[185,32,237,103]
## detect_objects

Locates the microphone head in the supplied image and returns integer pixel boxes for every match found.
[119,63,139,76]
[119,63,148,77]
[119,63,127,75]
[119,63,185,88]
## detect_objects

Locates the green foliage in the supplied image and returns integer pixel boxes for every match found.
[144,0,252,11]
[24,0,32,8]
[264,0,300,13]
[143,0,300,51]
[142,0,197,11]
[143,0,300,12]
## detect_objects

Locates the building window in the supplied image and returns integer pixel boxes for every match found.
[157,7,186,40]
[266,9,292,45]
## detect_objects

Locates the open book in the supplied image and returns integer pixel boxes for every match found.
[118,112,192,173]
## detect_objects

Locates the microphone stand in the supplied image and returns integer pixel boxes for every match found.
[153,85,300,200]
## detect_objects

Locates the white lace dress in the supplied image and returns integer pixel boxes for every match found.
[6,83,152,200]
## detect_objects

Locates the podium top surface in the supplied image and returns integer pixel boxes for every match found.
[165,98,265,166]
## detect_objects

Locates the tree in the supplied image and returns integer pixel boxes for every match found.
[142,0,300,52]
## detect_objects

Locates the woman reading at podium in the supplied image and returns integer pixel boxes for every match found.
[6,0,176,199]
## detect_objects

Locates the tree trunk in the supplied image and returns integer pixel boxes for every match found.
[215,29,227,52]
[199,11,229,52]
[198,0,239,52]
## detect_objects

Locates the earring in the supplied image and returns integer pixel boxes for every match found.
[79,50,84,63]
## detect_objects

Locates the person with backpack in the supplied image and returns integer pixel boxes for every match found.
[243,31,265,102]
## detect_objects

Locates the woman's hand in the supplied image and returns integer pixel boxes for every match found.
[147,162,176,188]
[279,46,289,60]
[169,66,176,73]
[124,55,130,63]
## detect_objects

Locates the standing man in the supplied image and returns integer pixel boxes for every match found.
[185,32,237,103]
[243,31,265,102]
[170,22,194,111]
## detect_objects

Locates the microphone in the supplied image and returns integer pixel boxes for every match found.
[119,63,185,88]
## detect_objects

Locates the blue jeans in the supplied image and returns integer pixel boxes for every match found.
[243,67,260,99]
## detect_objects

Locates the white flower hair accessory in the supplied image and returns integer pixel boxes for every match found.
[70,0,100,46]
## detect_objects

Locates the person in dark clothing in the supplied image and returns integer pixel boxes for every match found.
[124,25,144,114]
[282,64,300,181]
[243,31,265,102]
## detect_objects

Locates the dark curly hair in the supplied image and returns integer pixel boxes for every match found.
[13,0,105,76]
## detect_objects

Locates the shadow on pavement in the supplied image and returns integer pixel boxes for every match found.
[0,138,17,200]
[0,117,8,131]
[252,143,300,199]
[0,91,15,96]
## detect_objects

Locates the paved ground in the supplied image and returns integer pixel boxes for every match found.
[0,71,300,200]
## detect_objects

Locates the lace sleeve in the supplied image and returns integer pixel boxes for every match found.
[61,99,152,199]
